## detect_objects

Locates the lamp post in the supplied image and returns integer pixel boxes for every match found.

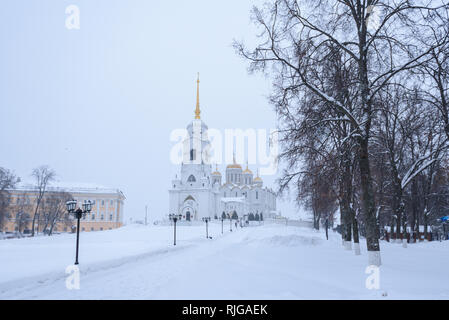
[169,214,182,246]
[202,217,211,239]
[221,216,224,234]
[229,213,233,232]
[66,199,92,265]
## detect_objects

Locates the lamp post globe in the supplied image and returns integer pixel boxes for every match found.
[66,200,76,213]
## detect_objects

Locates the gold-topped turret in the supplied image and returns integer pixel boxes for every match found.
[195,73,201,119]
[227,152,242,169]
[212,163,221,176]
[254,169,263,182]
[243,162,253,174]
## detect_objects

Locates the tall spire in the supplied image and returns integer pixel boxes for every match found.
[195,72,201,119]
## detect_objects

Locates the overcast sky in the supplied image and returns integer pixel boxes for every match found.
[0,0,306,222]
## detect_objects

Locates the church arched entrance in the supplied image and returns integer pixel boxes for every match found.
[181,195,198,221]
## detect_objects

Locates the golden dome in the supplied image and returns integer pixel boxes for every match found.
[243,163,252,174]
[212,164,221,175]
[253,169,262,182]
[226,153,242,169]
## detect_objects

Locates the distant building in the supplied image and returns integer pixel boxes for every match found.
[2,184,125,234]
[168,75,277,221]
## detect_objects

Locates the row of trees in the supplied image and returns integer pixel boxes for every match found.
[236,0,449,265]
[0,165,73,237]
[216,212,264,221]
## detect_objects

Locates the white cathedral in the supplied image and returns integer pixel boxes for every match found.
[168,75,277,222]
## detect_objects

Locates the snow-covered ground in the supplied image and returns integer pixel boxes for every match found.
[0,222,448,299]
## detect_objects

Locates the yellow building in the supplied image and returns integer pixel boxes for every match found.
[2,185,125,234]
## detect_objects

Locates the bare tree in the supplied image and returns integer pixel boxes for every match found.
[41,191,73,236]
[15,192,32,237]
[0,167,20,232]
[30,165,55,236]
[236,0,449,265]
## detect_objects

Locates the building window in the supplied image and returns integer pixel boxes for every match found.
[91,214,95,220]
[110,200,113,205]
[190,149,196,161]
[101,200,104,206]
[187,175,196,182]
[256,191,258,199]
[110,214,113,221]
[101,214,104,220]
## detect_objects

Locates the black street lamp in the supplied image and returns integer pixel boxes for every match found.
[66,199,92,265]
[228,213,233,232]
[221,216,224,234]
[169,214,182,246]
[202,217,211,239]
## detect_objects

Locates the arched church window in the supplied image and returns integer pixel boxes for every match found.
[190,149,196,161]
[187,175,196,182]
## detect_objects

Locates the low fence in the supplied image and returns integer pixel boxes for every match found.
[265,218,313,228]
[383,231,449,242]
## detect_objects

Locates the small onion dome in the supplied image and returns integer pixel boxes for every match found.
[243,164,252,174]
[212,164,221,175]
[227,154,242,169]
[254,169,262,182]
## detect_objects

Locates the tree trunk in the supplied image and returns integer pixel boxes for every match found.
[358,138,381,265]
[402,213,408,248]
[411,179,418,243]
[424,211,428,241]
[340,202,352,250]
[352,209,361,255]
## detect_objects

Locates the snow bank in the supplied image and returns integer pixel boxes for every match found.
[0,223,448,299]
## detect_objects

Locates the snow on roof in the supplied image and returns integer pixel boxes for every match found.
[220,197,246,203]
[12,181,124,196]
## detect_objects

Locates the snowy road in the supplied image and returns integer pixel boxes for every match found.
[1,223,448,299]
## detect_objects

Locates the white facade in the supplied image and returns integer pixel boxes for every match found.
[168,77,276,221]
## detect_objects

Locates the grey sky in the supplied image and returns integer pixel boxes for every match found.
[0,0,303,222]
